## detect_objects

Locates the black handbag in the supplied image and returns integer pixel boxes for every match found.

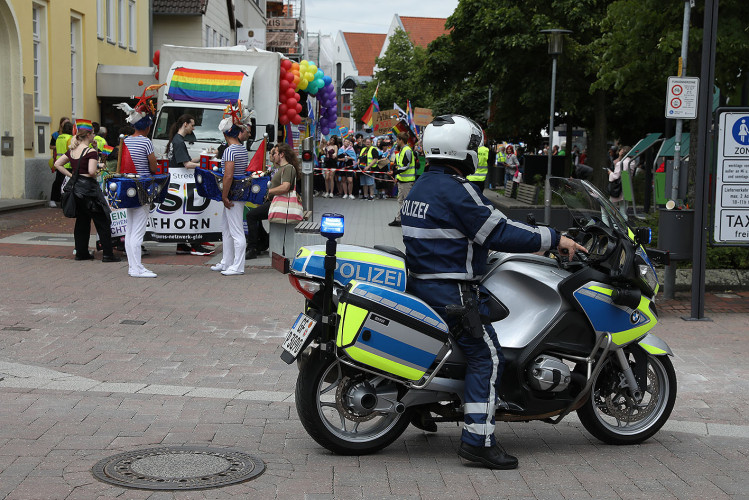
[607,178,622,198]
[61,173,79,218]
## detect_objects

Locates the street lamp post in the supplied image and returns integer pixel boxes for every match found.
[540,29,571,225]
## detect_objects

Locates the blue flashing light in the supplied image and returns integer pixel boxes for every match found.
[321,213,344,240]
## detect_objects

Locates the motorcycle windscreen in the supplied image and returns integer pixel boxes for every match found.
[336,281,449,381]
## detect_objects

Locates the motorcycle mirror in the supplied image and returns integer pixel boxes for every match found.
[635,227,652,245]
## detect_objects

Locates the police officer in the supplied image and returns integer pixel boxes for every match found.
[401,115,585,470]
[388,132,415,227]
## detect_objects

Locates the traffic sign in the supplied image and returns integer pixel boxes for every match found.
[713,109,749,245]
[665,76,699,119]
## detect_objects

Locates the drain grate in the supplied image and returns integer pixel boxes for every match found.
[91,446,265,490]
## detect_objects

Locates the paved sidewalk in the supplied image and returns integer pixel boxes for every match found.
[0,199,748,499]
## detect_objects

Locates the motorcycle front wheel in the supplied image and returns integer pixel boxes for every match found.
[577,349,677,445]
[295,349,412,455]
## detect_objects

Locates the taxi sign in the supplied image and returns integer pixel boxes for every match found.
[713,108,749,245]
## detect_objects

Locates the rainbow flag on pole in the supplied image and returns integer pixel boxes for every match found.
[361,83,380,128]
[167,67,245,104]
[100,145,114,156]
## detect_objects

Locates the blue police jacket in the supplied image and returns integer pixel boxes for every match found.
[402,164,561,282]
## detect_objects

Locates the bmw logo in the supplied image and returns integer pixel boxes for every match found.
[630,311,641,324]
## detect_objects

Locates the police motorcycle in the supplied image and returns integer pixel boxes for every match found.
[275,177,675,455]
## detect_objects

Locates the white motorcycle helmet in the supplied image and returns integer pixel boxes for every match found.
[423,115,484,176]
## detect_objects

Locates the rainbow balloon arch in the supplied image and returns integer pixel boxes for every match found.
[278,58,339,137]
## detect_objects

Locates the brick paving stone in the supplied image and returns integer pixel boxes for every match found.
[2,207,749,499]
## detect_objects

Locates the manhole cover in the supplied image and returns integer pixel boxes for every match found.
[91,446,265,490]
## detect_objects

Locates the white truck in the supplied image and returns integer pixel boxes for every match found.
[152,44,281,159]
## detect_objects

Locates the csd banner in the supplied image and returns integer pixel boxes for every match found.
[103,168,224,242]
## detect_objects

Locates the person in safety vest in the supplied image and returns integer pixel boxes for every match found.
[467,142,489,191]
[93,122,108,153]
[388,132,415,227]
[49,120,74,208]
[401,114,585,470]
[357,137,380,200]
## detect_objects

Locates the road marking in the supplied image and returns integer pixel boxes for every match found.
[0,361,294,403]
[1,360,746,438]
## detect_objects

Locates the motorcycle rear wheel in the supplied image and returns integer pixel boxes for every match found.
[577,351,676,445]
[296,349,412,455]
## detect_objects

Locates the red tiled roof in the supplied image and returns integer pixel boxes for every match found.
[153,0,208,15]
[342,32,386,77]
[399,16,449,49]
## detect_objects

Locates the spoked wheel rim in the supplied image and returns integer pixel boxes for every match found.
[316,359,404,443]
[589,354,670,436]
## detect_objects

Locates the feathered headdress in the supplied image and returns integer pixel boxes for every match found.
[218,99,254,134]
[114,81,167,124]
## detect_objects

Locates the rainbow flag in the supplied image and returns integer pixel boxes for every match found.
[101,145,114,156]
[167,67,245,104]
[75,119,93,132]
[361,84,380,128]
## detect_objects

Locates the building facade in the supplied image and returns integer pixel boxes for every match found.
[2,0,151,199]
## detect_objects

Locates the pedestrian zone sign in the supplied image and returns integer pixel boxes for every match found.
[714,109,749,245]
[665,77,699,120]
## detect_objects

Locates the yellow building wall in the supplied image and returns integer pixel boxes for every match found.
[12,0,151,160]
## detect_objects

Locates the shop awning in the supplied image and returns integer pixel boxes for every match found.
[626,132,662,158]
[96,65,157,98]
[654,133,691,159]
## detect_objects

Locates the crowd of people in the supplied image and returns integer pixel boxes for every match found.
[315,132,420,203]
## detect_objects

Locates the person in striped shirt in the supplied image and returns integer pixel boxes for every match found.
[123,115,158,278]
[210,121,250,276]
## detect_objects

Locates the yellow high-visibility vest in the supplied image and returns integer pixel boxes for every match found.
[467,145,489,182]
[55,134,73,169]
[395,146,415,182]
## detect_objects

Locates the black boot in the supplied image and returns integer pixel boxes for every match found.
[457,442,518,470]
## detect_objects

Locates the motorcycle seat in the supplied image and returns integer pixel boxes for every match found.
[373,245,409,273]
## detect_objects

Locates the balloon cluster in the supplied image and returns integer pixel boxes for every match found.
[278,58,338,132]
[279,59,302,125]
[317,76,337,136]
[295,59,325,94]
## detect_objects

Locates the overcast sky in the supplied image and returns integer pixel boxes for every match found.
[305,0,460,36]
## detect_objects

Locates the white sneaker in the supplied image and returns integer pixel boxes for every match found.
[210,263,226,271]
[221,269,244,276]
[48,201,57,208]
[129,270,157,278]
[348,194,355,199]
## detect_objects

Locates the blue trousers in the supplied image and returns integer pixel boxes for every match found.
[407,279,504,448]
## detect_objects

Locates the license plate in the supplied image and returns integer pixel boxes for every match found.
[281,313,317,358]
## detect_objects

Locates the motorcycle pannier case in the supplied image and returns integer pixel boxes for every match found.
[290,244,407,291]
[336,281,450,381]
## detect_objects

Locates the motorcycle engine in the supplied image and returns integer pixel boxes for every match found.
[527,355,572,392]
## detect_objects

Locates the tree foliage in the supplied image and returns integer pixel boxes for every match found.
[353,0,748,170]
[352,29,430,124]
